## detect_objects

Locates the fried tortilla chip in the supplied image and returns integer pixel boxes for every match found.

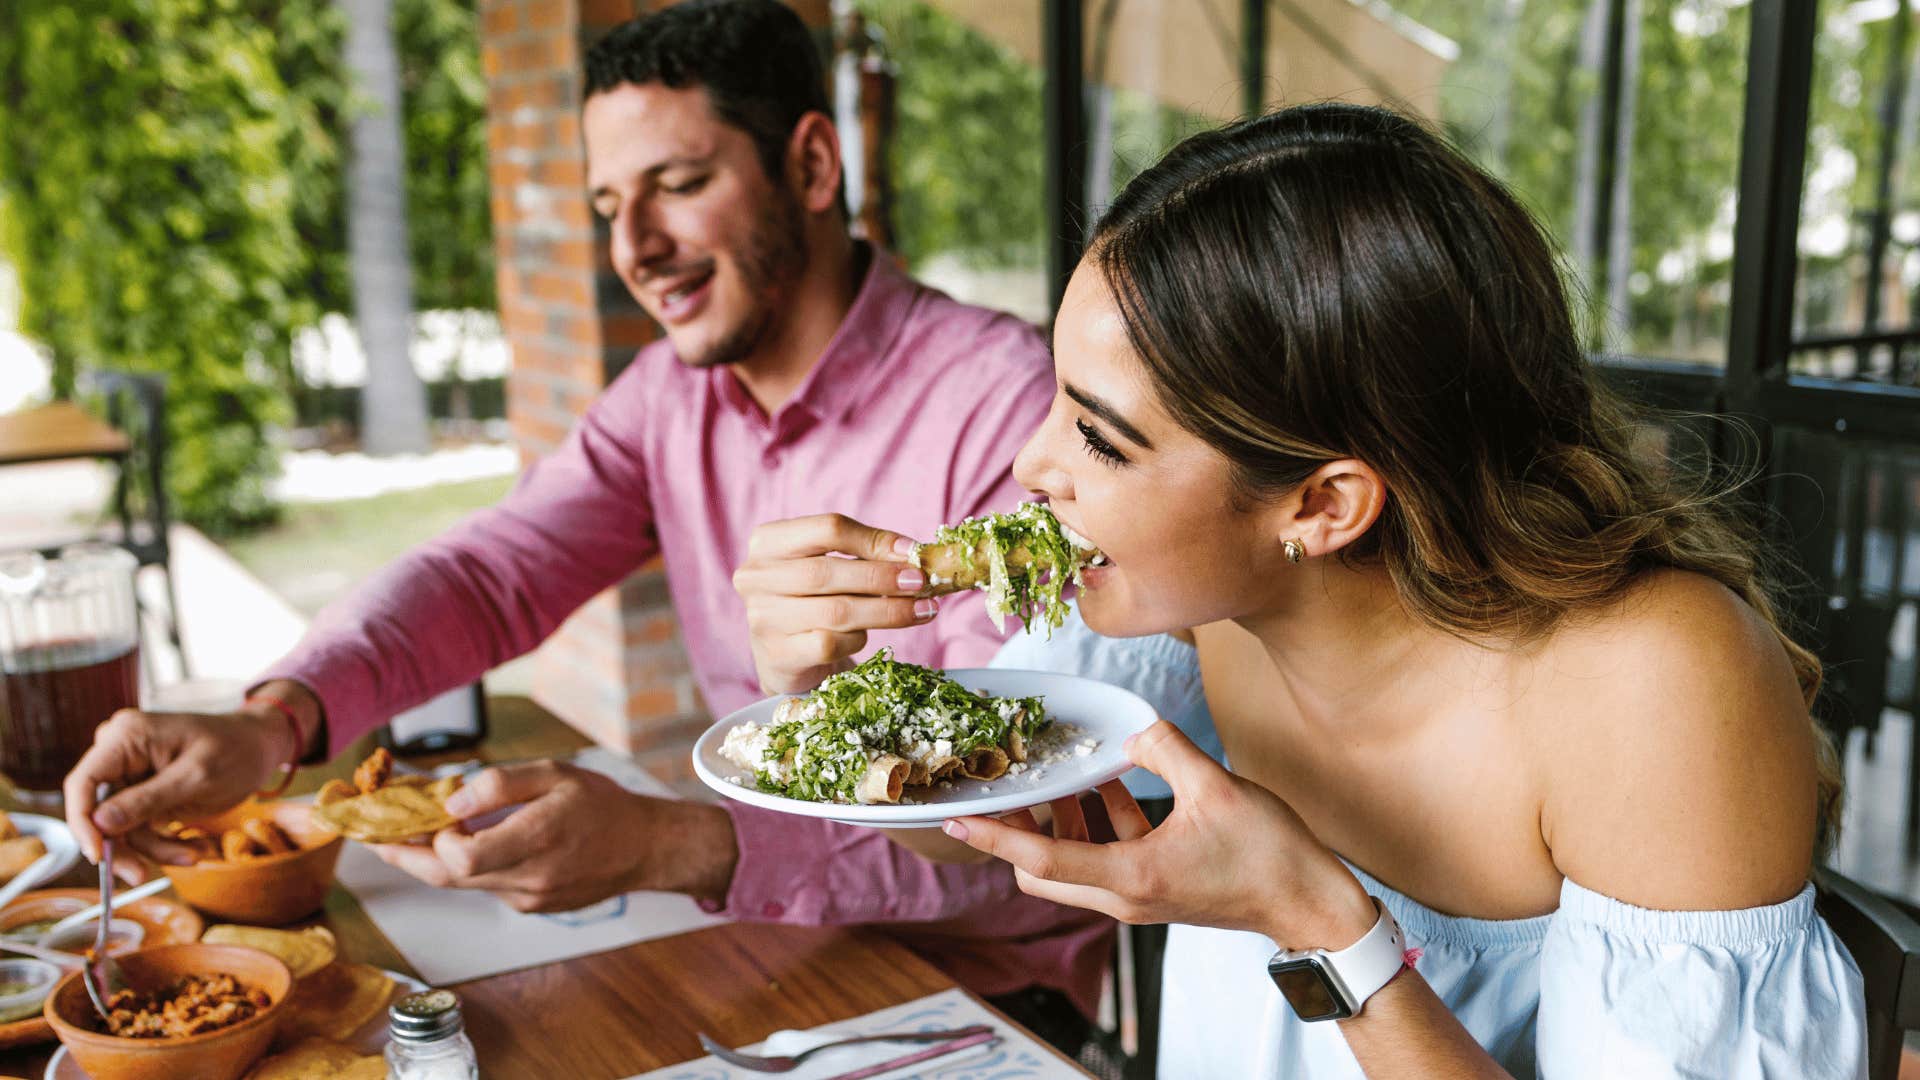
[314,779,357,807]
[311,773,462,844]
[354,747,393,794]
[201,924,338,980]
[244,1036,386,1079]
[0,811,18,841]
[274,961,399,1046]
[0,835,46,881]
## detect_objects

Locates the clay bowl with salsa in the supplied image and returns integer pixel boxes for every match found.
[160,802,343,925]
[44,942,292,1080]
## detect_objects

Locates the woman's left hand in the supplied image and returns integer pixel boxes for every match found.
[943,720,1378,950]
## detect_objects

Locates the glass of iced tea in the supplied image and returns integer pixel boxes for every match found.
[0,544,141,805]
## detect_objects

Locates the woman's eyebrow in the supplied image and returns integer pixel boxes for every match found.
[1063,382,1154,450]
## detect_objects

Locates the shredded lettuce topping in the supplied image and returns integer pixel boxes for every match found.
[747,649,1049,803]
[924,501,1095,635]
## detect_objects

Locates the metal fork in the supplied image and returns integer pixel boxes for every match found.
[695,1024,994,1073]
[80,783,130,1022]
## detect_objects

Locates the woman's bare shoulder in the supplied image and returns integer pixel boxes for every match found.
[1527,569,1820,910]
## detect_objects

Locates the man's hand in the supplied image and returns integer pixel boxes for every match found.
[368,760,739,913]
[62,698,300,873]
[733,513,939,695]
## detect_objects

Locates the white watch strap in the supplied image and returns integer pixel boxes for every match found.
[1322,897,1405,1011]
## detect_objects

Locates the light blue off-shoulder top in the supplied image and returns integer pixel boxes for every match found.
[992,611,1868,1077]
[1159,859,1867,1078]
[987,608,1219,801]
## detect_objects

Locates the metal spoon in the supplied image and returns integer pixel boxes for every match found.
[80,784,129,1022]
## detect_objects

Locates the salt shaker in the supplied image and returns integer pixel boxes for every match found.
[385,988,479,1079]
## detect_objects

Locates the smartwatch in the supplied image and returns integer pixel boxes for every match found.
[1266,898,1406,1022]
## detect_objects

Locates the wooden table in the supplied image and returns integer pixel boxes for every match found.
[0,698,1088,1078]
[0,403,129,468]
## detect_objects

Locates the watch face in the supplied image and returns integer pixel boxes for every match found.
[1267,957,1355,1022]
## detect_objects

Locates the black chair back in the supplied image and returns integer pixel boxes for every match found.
[1814,866,1920,1080]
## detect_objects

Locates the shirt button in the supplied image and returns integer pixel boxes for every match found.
[761,901,785,918]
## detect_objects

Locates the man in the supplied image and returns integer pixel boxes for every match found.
[62,0,1105,1042]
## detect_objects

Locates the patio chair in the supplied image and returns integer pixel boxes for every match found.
[82,371,187,680]
[1814,865,1920,1080]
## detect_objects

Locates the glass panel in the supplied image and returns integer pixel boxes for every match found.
[1258,0,1750,369]
[854,0,1051,324]
[1792,1,1920,387]
[1084,0,1247,213]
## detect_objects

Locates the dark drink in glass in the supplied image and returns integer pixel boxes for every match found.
[0,544,142,803]
[0,639,140,794]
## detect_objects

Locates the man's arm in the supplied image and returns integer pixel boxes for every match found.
[261,396,661,755]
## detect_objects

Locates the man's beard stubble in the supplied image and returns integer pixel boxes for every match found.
[681,192,810,370]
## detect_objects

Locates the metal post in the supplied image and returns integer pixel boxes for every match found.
[1724,0,1819,420]
[1044,0,1087,313]
[1243,0,1267,119]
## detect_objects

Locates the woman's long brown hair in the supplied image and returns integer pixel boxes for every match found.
[1092,103,1842,853]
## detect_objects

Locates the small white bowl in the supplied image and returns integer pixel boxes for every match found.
[0,957,61,1022]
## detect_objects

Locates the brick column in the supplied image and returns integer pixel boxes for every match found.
[480,0,709,785]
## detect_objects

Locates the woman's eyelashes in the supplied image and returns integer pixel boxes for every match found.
[1076,418,1128,466]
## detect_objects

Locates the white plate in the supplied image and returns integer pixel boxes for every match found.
[46,968,427,1078]
[692,668,1159,829]
[8,814,80,889]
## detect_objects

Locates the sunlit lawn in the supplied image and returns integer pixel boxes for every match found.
[223,475,515,618]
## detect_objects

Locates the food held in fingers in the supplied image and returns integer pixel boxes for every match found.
[910,502,1104,633]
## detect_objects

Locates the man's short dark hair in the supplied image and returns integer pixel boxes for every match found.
[585,0,835,197]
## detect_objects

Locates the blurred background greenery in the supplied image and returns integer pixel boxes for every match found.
[0,0,1912,535]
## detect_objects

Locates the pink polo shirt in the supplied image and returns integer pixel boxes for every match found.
[263,250,1110,1015]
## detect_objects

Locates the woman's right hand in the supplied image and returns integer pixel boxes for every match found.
[62,703,293,873]
[732,513,940,695]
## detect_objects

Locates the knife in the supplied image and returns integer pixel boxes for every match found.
[816,1029,1001,1080]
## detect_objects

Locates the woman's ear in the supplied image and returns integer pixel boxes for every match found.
[787,112,843,216]
[1285,459,1387,559]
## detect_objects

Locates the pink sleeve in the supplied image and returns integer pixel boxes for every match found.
[708,802,1072,933]
[922,364,1056,669]
[259,399,659,755]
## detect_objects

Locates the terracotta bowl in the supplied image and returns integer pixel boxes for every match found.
[43,943,293,1080]
[160,802,344,925]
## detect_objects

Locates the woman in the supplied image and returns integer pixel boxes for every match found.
[734,104,1865,1077]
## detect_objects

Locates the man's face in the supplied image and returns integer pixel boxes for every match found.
[585,82,808,369]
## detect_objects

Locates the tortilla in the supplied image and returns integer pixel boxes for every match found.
[958,745,1010,782]
[311,774,462,844]
[314,779,356,807]
[853,754,910,805]
[201,924,338,980]
[243,1036,386,1079]
[274,961,399,1045]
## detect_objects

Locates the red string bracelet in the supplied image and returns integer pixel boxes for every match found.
[247,694,305,798]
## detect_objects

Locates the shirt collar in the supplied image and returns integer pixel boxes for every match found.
[710,244,917,433]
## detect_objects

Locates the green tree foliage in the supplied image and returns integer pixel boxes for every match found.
[0,0,493,533]
[0,1,313,533]
[858,0,1047,270]
[398,0,494,314]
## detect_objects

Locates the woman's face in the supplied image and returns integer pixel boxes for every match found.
[1015,262,1291,637]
